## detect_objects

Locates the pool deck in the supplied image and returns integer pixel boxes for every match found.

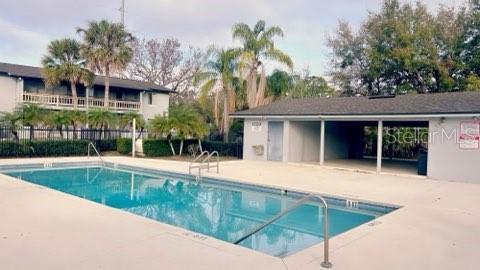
[0,156,479,270]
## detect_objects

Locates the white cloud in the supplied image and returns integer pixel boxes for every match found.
[0,18,50,66]
[0,0,467,74]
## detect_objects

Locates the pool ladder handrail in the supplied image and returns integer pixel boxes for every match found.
[233,193,332,268]
[188,151,220,180]
[87,142,105,166]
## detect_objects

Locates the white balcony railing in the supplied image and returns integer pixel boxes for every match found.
[22,93,141,112]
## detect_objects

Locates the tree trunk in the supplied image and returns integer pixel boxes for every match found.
[214,91,220,128]
[247,66,258,108]
[198,139,203,152]
[12,131,19,143]
[104,66,110,108]
[179,140,184,156]
[256,66,267,106]
[71,81,78,109]
[29,125,33,142]
[168,140,176,155]
[223,90,229,143]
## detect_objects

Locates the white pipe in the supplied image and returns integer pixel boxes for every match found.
[132,118,136,158]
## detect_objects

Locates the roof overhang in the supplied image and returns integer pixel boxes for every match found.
[231,113,480,121]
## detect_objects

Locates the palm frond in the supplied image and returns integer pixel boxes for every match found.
[263,48,294,69]
[198,78,217,108]
[261,26,284,40]
[232,23,253,43]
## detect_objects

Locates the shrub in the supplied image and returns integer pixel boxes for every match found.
[202,141,243,158]
[143,139,200,157]
[29,140,89,157]
[94,139,117,151]
[116,138,132,155]
[143,139,172,157]
[0,140,91,157]
[0,142,29,157]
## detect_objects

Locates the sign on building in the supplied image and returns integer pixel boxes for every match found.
[459,121,480,150]
[251,121,262,132]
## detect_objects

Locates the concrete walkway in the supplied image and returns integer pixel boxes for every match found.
[0,156,479,270]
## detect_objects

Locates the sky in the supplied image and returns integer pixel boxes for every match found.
[0,0,464,76]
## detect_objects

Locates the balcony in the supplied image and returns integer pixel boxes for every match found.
[22,93,141,112]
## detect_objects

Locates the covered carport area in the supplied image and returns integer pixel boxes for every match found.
[319,119,428,175]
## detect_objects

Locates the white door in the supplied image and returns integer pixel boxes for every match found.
[267,122,284,161]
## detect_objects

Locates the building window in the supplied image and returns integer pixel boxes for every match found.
[147,93,153,105]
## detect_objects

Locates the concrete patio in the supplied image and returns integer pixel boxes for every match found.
[0,156,479,270]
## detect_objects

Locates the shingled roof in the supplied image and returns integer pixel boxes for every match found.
[0,62,173,93]
[233,92,480,117]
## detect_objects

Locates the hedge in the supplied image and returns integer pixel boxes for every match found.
[0,140,90,157]
[142,139,242,158]
[116,138,132,155]
[94,139,117,151]
[202,141,243,158]
[143,139,172,157]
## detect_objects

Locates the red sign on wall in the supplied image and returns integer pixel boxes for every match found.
[459,121,480,150]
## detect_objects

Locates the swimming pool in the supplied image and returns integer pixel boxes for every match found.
[1,162,396,257]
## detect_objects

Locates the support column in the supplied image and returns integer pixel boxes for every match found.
[282,120,290,163]
[320,120,325,165]
[377,120,383,173]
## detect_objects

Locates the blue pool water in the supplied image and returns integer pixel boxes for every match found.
[3,164,395,257]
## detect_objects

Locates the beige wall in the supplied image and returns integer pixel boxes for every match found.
[0,75,20,112]
[141,92,170,121]
[428,118,480,183]
[243,119,268,161]
[288,121,320,163]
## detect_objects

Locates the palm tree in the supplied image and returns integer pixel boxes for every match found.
[88,109,116,129]
[150,105,208,155]
[149,114,176,155]
[195,48,241,142]
[77,20,135,108]
[41,38,94,109]
[0,111,21,142]
[65,110,87,139]
[44,110,70,138]
[88,109,117,139]
[19,104,45,141]
[119,111,146,139]
[232,20,293,108]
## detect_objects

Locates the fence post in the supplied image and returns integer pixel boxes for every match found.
[132,118,136,158]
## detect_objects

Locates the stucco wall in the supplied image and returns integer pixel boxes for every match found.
[243,119,268,161]
[288,121,320,162]
[141,92,170,120]
[428,118,480,183]
[0,75,19,112]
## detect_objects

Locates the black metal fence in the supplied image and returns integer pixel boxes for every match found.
[0,126,243,159]
[0,126,136,157]
[0,126,141,142]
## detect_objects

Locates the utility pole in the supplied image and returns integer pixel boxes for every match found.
[120,0,125,25]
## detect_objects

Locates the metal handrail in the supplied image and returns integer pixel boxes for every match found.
[87,142,105,166]
[188,151,209,174]
[188,151,220,179]
[203,151,219,173]
[233,193,332,268]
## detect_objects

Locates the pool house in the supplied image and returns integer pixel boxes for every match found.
[233,92,480,183]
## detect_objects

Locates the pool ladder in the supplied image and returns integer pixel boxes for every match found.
[233,193,332,268]
[188,151,219,182]
[87,142,105,166]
